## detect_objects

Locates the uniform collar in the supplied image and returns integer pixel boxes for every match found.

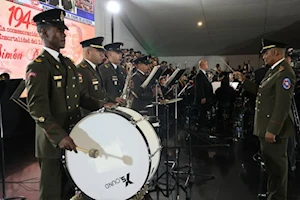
[200,68,206,75]
[137,69,145,75]
[85,59,96,70]
[270,58,285,70]
[43,47,60,62]
[111,63,118,69]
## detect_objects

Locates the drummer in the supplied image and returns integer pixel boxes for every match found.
[131,56,156,112]
[25,9,113,200]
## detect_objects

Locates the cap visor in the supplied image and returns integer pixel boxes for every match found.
[55,23,69,30]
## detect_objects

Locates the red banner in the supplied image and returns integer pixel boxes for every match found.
[0,0,95,79]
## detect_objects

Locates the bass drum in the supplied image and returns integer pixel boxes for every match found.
[63,107,161,200]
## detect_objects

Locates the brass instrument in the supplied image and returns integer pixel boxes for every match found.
[121,63,135,108]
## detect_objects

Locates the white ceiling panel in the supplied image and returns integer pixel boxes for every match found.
[108,0,300,56]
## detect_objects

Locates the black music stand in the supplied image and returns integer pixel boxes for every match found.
[10,80,28,112]
[0,79,26,200]
[141,65,168,116]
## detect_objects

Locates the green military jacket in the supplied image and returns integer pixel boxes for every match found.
[76,59,107,101]
[26,50,104,159]
[243,59,296,138]
[97,62,126,102]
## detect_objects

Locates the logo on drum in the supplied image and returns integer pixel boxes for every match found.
[121,173,133,187]
[105,173,133,189]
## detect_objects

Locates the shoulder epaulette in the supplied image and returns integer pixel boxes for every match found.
[65,57,75,64]
[80,64,87,68]
[279,66,285,72]
[34,54,44,63]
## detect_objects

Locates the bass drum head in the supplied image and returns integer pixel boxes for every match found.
[65,111,150,200]
[116,107,161,181]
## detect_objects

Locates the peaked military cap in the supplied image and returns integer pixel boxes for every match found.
[260,39,288,54]
[33,8,68,30]
[104,42,124,53]
[80,37,105,51]
[133,56,150,65]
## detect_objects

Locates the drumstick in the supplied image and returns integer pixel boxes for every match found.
[219,57,235,72]
[76,147,133,165]
[76,147,99,158]
[105,153,133,165]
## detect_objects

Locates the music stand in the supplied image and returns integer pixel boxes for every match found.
[163,68,186,119]
[141,65,168,116]
[0,80,26,200]
[10,80,28,112]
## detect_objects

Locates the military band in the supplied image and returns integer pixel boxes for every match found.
[23,6,300,200]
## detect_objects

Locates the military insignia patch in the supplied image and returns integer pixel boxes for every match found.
[282,78,291,90]
[279,66,285,72]
[60,11,65,21]
[34,58,42,63]
[26,72,37,80]
[78,73,83,83]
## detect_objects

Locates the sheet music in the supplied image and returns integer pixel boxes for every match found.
[163,68,180,88]
[141,65,160,89]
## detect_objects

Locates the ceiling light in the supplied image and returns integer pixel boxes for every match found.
[107,1,120,14]
[197,21,203,26]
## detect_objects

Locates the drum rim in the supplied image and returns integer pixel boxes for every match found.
[63,109,153,200]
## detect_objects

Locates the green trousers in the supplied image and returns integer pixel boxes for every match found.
[38,158,74,200]
[259,138,288,200]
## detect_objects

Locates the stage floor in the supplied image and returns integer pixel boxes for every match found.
[0,129,299,200]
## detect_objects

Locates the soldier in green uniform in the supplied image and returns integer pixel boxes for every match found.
[234,39,296,200]
[97,42,127,104]
[26,9,108,200]
[76,37,108,115]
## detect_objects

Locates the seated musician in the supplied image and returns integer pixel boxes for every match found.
[215,76,236,110]
[131,56,155,112]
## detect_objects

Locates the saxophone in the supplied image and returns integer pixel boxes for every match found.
[121,63,135,108]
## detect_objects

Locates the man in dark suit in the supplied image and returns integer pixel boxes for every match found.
[77,37,107,103]
[97,42,127,104]
[131,56,154,112]
[195,60,214,129]
[26,9,109,200]
[234,39,296,200]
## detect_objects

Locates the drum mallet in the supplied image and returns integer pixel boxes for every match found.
[76,147,133,165]
[105,153,133,165]
[76,147,99,158]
